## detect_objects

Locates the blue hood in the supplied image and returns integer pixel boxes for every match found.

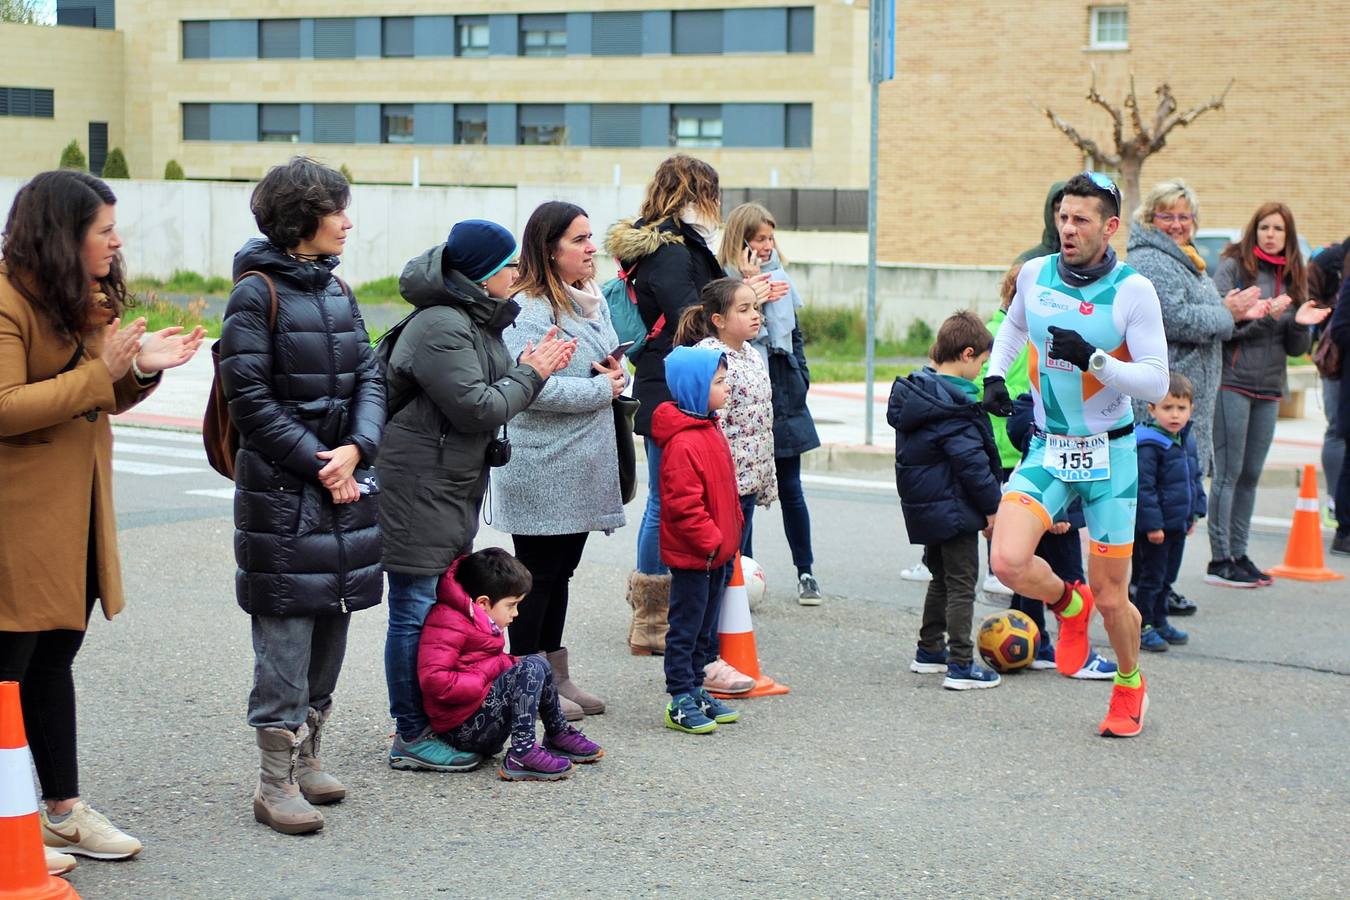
[664,345,724,417]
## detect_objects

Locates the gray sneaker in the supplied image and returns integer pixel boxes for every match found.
[797,573,823,606]
[389,731,482,772]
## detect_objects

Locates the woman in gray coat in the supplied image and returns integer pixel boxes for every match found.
[492,201,628,719]
[1126,179,1265,473]
[377,220,574,772]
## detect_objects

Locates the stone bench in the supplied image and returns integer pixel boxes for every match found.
[1280,365,1320,419]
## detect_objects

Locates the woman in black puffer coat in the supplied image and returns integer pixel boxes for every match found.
[218,158,384,835]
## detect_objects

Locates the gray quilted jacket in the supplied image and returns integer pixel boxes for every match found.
[1126,225,1235,473]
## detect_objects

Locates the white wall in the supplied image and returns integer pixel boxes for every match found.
[0,177,1002,332]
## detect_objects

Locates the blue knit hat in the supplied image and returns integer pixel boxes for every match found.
[442,220,516,283]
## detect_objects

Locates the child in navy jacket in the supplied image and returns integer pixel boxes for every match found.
[1133,373,1207,651]
[888,311,1003,690]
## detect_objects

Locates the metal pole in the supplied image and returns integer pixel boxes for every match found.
[864,1,882,445]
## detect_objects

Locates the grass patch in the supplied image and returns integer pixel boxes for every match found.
[129,269,232,296]
[798,305,933,360]
[354,276,403,306]
[126,291,221,338]
[809,359,917,384]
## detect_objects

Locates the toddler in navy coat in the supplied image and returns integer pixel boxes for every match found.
[1132,372,1207,651]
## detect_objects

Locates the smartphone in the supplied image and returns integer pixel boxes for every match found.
[607,341,635,361]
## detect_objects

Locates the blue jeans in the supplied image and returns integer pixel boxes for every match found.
[384,571,438,740]
[664,562,732,696]
[775,454,815,572]
[739,493,757,559]
[637,438,668,575]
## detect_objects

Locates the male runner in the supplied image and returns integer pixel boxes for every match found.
[984,172,1169,737]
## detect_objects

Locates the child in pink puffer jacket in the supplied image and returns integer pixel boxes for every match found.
[417,548,603,781]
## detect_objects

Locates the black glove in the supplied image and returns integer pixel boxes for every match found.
[1047,326,1096,371]
[982,376,1013,417]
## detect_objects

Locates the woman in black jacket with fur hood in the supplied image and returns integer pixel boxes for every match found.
[218,158,384,835]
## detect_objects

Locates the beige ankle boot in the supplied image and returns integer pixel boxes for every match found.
[254,724,324,835]
[548,647,604,716]
[626,571,671,655]
[296,706,346,805]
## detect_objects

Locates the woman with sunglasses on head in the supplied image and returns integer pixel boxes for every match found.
[1206,203,1329,588]
[378,219,574,775]
[0,170,204,872]
[1126,180,1269,482]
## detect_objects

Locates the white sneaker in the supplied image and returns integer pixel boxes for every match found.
[41,800,143,860]
[45,845,77,876]
[982,574,1014,596]
[702,658,754,694]
[797,573,823,606]
[900,562,932,582]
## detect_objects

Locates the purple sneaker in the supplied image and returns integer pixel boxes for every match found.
[499,744,574,782]
[544,726,604,764]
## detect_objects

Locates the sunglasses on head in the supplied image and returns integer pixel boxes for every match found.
[1081,171,1122,213]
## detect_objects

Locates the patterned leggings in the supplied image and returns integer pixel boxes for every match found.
[443,655,568,756]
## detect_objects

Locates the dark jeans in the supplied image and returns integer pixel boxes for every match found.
[1132,531,1186,629]
[775,454,814,572]
[247,613,351,732]
[919,532,979,665]
[664,562,733,696]
[1010,527,1084,637]
[0,594,95,801]
[384,572,439,741]
[443,655,568,756]
[637,438,668,575]
[510,532,590,656]
[739,493,757,559]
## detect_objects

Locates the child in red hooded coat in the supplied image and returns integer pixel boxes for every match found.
[417,548,603,781]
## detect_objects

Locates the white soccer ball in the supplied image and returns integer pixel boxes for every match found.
[740,556,767,610]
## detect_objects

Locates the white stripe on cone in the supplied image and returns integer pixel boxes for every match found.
[0,746,39,818]
[719,566,754,635]
[1295,497,1320,513]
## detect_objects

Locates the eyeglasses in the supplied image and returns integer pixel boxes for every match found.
[1152,213,1194,225]
[1081,171,1122,212]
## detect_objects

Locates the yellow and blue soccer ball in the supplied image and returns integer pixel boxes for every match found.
[977,610,1042,672]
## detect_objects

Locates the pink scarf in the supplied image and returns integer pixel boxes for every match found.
[1253,246,1286,296]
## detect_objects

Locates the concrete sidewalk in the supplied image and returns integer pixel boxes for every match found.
[117,341,1335,486]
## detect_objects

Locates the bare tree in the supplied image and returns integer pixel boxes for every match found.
[0,0,47,24]
[1041,71,1233,230]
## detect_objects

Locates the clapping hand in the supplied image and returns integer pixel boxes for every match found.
[519,326,577,379]
[747,272,789,304]
[592,356,627,398]
[1267,294,1293,318]
[1295,301,1332,327]
[98,317,147,380]
[1223,286,1263,321]
[135,325,207,375]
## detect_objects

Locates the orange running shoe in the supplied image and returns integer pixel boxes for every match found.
[1099,674,1149,738]
[1054,581,1095,676]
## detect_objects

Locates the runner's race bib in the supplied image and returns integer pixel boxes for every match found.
[1043,432,1110,482]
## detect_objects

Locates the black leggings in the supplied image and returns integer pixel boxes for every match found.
[0,564,97,801]
[508,532,590,656]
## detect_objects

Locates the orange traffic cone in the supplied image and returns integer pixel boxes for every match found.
[708,554,790,700]
[0,681,79,899]
[1269,464,1345,582]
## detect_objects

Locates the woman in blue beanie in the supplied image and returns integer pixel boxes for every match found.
[377,219,576,773]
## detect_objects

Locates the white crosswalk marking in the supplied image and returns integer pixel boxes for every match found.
[112,427,208,477]
[113,441,209,461]
[111,426,203,444]
[112,459,206,476]
[186,488,235,500]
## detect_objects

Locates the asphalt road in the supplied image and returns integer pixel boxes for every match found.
[45,426,1350,898]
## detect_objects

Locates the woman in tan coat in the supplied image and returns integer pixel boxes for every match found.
[0,170,203,873]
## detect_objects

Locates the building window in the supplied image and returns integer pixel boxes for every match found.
[1089,6,1128,49]
[455,104,488,144]
[182,21,210,59]
[383,17,414,58]
[519,104,566,146]
[259,19,300,59]
[181,103,209,139]
[313,104,355,143]
[259,104,300,143]
[520,14,567,57]
[590,104,642,148]
[672,104,722,148]
[0,87,55,118]
[457,16,489,57]
[591,11,643,56]
[785,103,812,147]
[314,18,357,59]
[787,7,814,53]
[673,10,723,55]
[382,104,414,143]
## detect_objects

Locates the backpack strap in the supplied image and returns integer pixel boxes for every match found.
[618,258,666,344]
[234,270,279,331]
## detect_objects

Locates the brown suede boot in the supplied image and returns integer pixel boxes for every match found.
[547,647,604,715]
[296,706,346,805]
[626,571,671,656]
[254,725,324,835]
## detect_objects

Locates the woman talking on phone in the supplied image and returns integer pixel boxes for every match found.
[491,201,627,719]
